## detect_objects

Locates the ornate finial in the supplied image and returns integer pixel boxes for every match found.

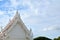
[16,10,18,14]
[15,10,20,16]
[14,10,20,20]
[30,28,32,32]
[30,28,33,38]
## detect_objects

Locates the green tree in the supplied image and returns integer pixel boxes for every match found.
[54,36,60,40]
[34,36,52,40]
[54,38,57,40]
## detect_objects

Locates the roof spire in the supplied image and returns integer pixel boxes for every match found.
[16,10,18,14]
[16,10,19,16]
[14,10,20,18]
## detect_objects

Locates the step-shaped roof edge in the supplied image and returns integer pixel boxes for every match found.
[2,11,30,34]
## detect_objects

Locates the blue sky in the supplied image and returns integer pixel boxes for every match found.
[0,0,60,39]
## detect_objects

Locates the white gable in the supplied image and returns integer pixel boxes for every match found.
[8,22,25,38]
[1,11,33,40]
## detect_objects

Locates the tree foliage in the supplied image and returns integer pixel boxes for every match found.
[54,36,60,40]
[34,36,52,40]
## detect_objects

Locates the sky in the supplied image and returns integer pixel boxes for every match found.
[0,0,60,39]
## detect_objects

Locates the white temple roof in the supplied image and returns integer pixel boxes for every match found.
[2,11,30,34]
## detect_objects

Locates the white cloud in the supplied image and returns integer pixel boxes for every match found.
[1,0,46,17]
[0,11,4,15]
[21,13,30,19]
[42,25,60,32]
[10,0,20,7]
[43,27,54,31]
[0,15,10,27]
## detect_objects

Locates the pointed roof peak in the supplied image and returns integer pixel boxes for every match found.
[2,10,30,33]
[16,10,19,14]
[16,10,20,16]
[14,10,20,18]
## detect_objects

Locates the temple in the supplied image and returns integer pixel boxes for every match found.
[0,11,33,40]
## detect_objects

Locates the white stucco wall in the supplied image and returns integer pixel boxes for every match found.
[5,23,26,40]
